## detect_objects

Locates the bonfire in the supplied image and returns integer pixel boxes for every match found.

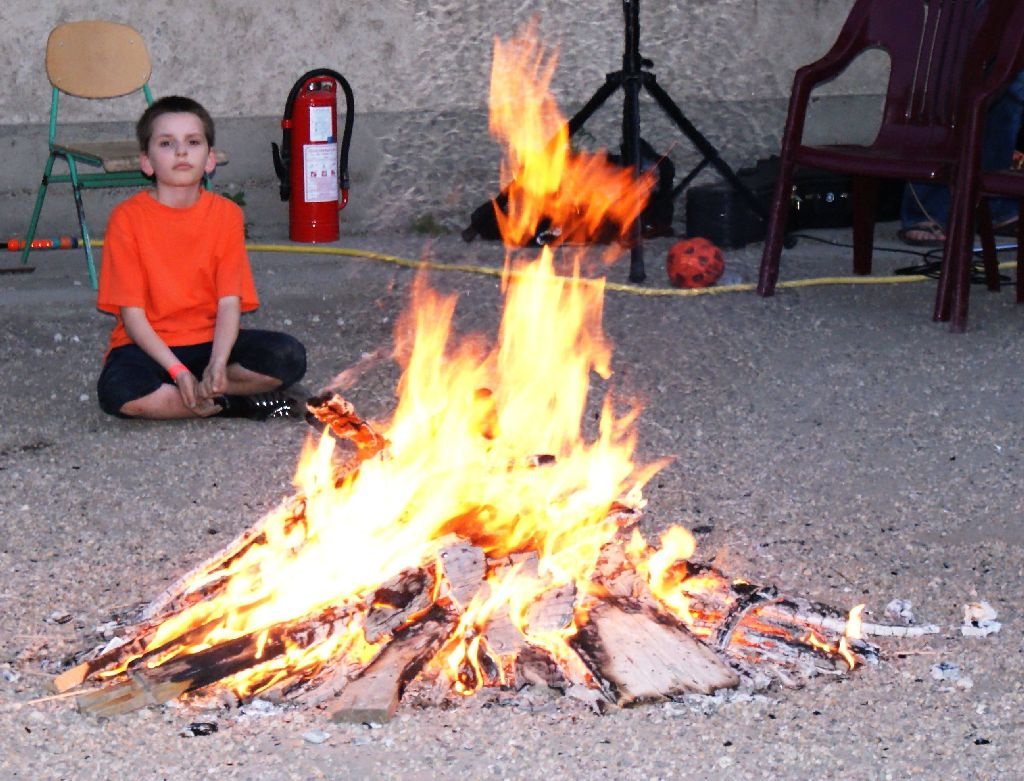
[55,25,933,721]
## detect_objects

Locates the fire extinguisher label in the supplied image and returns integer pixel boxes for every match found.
[308,106,333,143]
[303,143,338,203]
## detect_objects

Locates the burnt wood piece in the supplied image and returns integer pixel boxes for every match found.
[514,644,570,692]
[305,393,387,459]
[55,633,155,694]
[363,568,436,643]
[524,582,577,634]
[328,606,456,724]
[758,599,938,638]
[75,607,351,716]
[570,597,739,706]
[437,541,487,609]
[592,541,647,600]
[55,590,286,694]
[714,584,779,651]
[288,538,486,705]
[482,606,527,658]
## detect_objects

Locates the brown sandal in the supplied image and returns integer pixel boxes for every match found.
[898,222,946,246]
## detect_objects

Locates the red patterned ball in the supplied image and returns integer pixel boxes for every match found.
[666,237,725,288]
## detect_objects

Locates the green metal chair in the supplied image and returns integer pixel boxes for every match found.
[21,20,155,288]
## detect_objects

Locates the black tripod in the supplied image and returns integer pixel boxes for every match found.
[572,0,768,281]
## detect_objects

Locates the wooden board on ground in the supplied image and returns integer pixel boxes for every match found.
[328,607,455,724]
[570,597,739,706]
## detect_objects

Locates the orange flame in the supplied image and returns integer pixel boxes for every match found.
[488,21,653,248]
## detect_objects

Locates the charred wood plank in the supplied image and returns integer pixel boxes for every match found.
[328,606,456,724]
[75,607,350,716]
[305,392,387,458]
[363,568,436,643]
[55,593,282,694]
[570,597,739,706]
[514,644,569,693]
[714,584,779,651]
[525,583,576,634]
[437,540,487,609]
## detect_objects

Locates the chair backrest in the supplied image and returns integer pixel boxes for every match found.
[46,20,151,99]
[836,0,1014,149]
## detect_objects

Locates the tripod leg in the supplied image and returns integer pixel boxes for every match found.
[567,76,622,138]
[643,75,767,220]
[622,74,645,282]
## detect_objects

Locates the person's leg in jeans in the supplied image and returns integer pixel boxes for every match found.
[901,69,1024,240]
[228,329,306,389]
[982,69,1024,226]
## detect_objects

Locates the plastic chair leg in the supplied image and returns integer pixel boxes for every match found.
[948,208,977,332]
[65,157,98,289]
[975,198,1001,292]
[851,176,877,275]
[757,159,796,296]
[1017,199,1024,304]
[20,153,55,268]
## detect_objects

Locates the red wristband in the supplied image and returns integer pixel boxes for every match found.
[168,362,189,380]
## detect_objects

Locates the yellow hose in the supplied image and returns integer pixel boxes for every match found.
[92,237,1014,298]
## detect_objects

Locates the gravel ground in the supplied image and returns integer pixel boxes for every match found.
[1,228,1023,780]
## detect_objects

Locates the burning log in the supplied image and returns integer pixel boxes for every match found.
[436,540,487,608]
[305,392,387,459]
[75,605,355,716]
[514,644,570,692]
[364,568,436,643]
[285,538,488,707]
[524,582,576,634]
[328,605,456,724]
[758,600,939,639]
[570,597,740,706]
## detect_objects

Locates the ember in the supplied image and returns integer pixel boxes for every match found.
[56,26,926,720]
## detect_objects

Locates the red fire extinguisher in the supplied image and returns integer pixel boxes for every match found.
[272,69,354,243]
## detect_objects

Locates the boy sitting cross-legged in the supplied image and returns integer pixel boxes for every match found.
[96,96,306,420]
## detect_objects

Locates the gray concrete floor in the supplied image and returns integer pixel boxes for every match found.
[1,227,1022,779]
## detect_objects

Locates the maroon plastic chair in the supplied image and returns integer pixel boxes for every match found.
[939,170,1024,329]
[758,0,1014,302]
[936,4,1024,330]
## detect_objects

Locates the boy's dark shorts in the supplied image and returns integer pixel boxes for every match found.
[97,329,306,417]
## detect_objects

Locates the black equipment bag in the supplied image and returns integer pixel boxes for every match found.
[685,156,903,248]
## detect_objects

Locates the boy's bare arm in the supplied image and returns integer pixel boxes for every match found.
[121,306,201,409]
[199,296,242,399]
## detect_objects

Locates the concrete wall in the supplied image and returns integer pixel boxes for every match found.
[0,0,883,241]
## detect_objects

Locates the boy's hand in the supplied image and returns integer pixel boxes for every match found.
[199,361,229,400]
[173,369,201,410]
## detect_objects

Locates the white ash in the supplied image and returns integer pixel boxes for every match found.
[961,601,1001,637]
[930,661,974,691]
[301,729,331,744]
[883,599,916,624]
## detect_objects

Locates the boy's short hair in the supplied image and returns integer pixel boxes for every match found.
[136,96,215,151]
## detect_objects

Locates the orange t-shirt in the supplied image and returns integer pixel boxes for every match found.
[97,190,259,352]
